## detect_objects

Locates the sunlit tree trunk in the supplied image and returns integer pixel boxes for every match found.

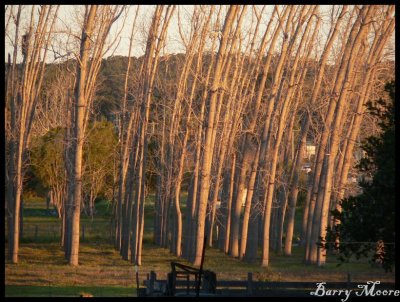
[308,6,375,266]
[258,6,299,267]
[278,13,328,255]
[6,5,59,263]
[68,5,98,266]
[129,5,175,265]
[305,6,362,263]
[193,5,239,266]
[318,7,393,264]
[116,6,140,251]
[67,5,124,265]
[293,6,349,250]
[207,6,249,248]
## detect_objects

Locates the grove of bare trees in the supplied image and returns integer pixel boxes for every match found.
[5,5,394,267]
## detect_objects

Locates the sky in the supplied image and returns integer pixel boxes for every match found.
[4,5,395,64]
[5,5,198,63]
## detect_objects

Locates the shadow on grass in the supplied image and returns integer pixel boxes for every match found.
[5,285,137,297]
[23,208,56,217]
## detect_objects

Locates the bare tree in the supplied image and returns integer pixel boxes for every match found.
[317,6,394,264]
[282,5,349,256]
[193,5,240,266]
[115,5,140,251]
[6,5,59,263]
[120,5,175,265]
[65,5,124,266]
[304,5,364,264]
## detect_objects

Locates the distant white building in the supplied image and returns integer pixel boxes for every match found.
[304,142,316,159]
[301,163,312,174]
[215,188,248,209]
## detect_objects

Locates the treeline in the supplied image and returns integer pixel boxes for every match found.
[5,5,394,268]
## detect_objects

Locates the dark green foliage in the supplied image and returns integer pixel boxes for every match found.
[83,119,118,203]
[29,120,118,206]
[326,82,395,272]
[94,56,128,118]
[29,127,65,194]
[23,168,47,199]
[296,189,307,207]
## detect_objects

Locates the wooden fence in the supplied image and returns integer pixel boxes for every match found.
[141,271,395,297]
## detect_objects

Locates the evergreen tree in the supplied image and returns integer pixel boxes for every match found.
[326,81,395,271]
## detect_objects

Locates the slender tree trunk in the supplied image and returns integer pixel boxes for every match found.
[168,7,210,255]
[239,145,260,259]
[316,7,383,266]
[130,5,175,265]
[207,6,247,248]
[305,6,362,264]
[332,13,394,249]
[68,6,98,266]
[259,6,308,267]
[116,6,140,251]
[224,154,236,254]
[6,5,59,263]
[193,5,239,266]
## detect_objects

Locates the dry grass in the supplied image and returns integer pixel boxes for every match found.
[5,196,395,297]
[5,243,135,287]
[6,241,394,290]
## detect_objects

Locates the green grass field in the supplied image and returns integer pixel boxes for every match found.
[5,196,395,297]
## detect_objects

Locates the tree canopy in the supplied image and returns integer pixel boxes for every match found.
[29,120,118,215]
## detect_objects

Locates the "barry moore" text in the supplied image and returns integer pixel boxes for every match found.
[310,281,399,302]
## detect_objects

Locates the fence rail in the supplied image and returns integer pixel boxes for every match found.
[142,271,396,297]
[5,222,112,243]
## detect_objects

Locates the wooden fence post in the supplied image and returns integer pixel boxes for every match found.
[247,272,253,295]
[196,235,207,297]
[346,273,351,289]
[148,270,156,295]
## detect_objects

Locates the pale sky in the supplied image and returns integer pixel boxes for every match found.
[4,5,395,64]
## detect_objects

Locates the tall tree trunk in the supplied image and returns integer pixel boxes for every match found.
[223,154,236,254]
[6,5,59,263]
[207,6,248,248]
[298,5,348,249]
[116,6,140,250]
[130,5,175,265]
[305,6,362,263]
[168,7,210,255]
[332,12,394,249]
[193,5,239,266]
[258,6,305,267]
[239,145,260,259]
[316,7,385,266]
[68,5,98,266]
